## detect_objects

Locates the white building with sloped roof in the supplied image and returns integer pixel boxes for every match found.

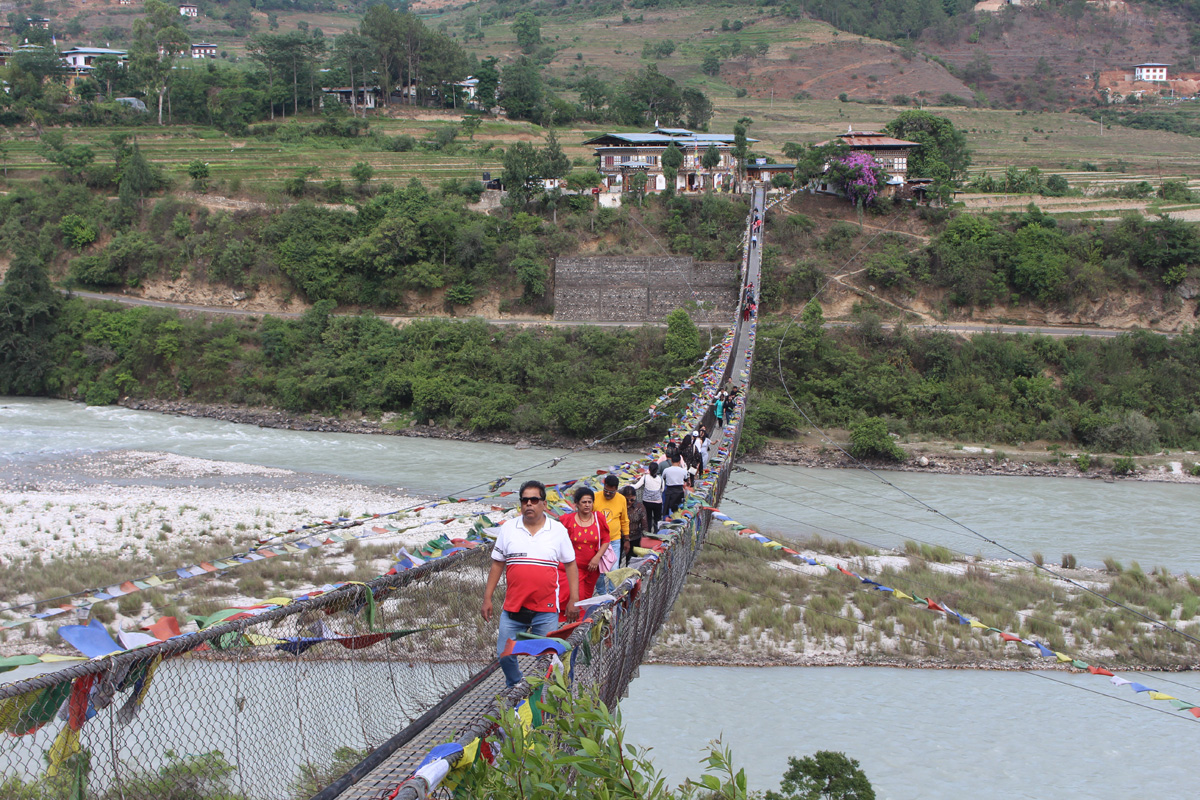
[584,128,758,193]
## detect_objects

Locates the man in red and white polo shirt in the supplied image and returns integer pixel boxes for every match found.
[482,480,579,687]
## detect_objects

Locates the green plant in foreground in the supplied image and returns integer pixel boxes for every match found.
[765,750,875,800]
[457,669,750,799]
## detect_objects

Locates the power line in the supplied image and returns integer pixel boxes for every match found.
[685,567,1198,726]
[763,200,1200,649]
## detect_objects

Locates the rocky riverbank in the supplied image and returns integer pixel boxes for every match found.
[120,398,1200,484]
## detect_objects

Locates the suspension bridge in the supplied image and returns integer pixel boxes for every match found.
[0,187,772,800]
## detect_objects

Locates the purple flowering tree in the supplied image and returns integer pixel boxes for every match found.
[828,151,888,208]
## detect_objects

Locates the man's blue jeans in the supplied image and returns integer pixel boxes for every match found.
[497,609,560,687]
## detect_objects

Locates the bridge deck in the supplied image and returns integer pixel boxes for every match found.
[332,186,767,800]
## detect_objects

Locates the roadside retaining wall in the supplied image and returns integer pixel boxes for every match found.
[553,256,738,323]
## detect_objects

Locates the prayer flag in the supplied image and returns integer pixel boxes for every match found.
[59,619,123,659]
[500,639,569,659]
[1088,665,1114,677]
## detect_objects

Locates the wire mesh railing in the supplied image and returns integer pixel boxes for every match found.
[345,186,766,800]
[0,187,767,800]
[0,544,504,800]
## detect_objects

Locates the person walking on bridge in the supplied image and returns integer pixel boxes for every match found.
[556,486,608,621]
[483,480,579,687]
[593,474,629,593]
[662,453,688,516]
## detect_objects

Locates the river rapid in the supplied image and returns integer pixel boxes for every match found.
[2,397,1197,798]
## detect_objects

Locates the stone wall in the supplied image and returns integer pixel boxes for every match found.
[553,256,739,323]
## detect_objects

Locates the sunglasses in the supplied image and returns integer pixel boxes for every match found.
[519,496,543,505]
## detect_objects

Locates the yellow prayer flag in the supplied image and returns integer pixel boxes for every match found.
[46,726,81,777]
[516,699,533,732]
[0,692,38,730]
[969,620,989,629]
[457,737,480,768]
[1148,692,1177,701]
[893,590,914,601]
[39,654,87,663]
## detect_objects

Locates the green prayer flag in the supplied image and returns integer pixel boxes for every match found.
[4,682,71,735]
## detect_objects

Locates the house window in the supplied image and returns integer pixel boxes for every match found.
[894,157,906,172]
[604,156,614,167]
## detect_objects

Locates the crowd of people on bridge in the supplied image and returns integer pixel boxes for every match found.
[483,386,745,686]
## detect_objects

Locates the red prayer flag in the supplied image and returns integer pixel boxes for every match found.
[1190,708,1200,719]
[927,599,944,612]
[119,581,138,594]
[1000,632,1023,643]
[836,565,855,577]
[548,620,586,639]
[1088,665,1115,677]
[337,634,390,650]
[68,674,96,731]
[144,616,182,641]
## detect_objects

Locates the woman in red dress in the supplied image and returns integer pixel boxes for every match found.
[557,485,609,622]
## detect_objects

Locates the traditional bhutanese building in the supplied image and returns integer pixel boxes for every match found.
[583,128,758,194]
[817,127,922,178]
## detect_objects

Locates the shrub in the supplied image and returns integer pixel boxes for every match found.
[848,417,905,461]
[1111,456,1136,476]
[1061,553,1077,570]
[60,214,98,251]
[1032,551,1044,567]
[1075,453,1091,472]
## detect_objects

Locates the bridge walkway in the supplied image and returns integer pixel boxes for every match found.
[326,186,769,800]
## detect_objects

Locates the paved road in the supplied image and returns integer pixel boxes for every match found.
[65,290,727,328]
[66,290,1169,340]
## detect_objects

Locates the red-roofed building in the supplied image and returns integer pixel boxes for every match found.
[817,128,922,178]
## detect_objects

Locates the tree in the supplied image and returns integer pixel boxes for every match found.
[361,4,403,106]
[119,145,159,209]
[475,57,499,110]
[626,170,647,206]
[884,110,971,184]
[682,87,713,130]
[577,74,609,116]
[332,32,376,118]
[187,158,210,190]
[130,0,190,125]
[540,129,571,182]
[665,307,702,366]
[848,417,904,462]
[513,11,541,54]
[0,247,62,395]
[826,151,887,209]
[500,57,543,122]
[461,115,482,140]
[733,123,749,181]
[92,54,124,101]
[350,161,374,189]
[766,751,875,800]
[38,133,96,183]
[700,145,715,191]
[613,64,683,126]
[661,141,683,197]
[702,51,721,76]
[502,140,542,206]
